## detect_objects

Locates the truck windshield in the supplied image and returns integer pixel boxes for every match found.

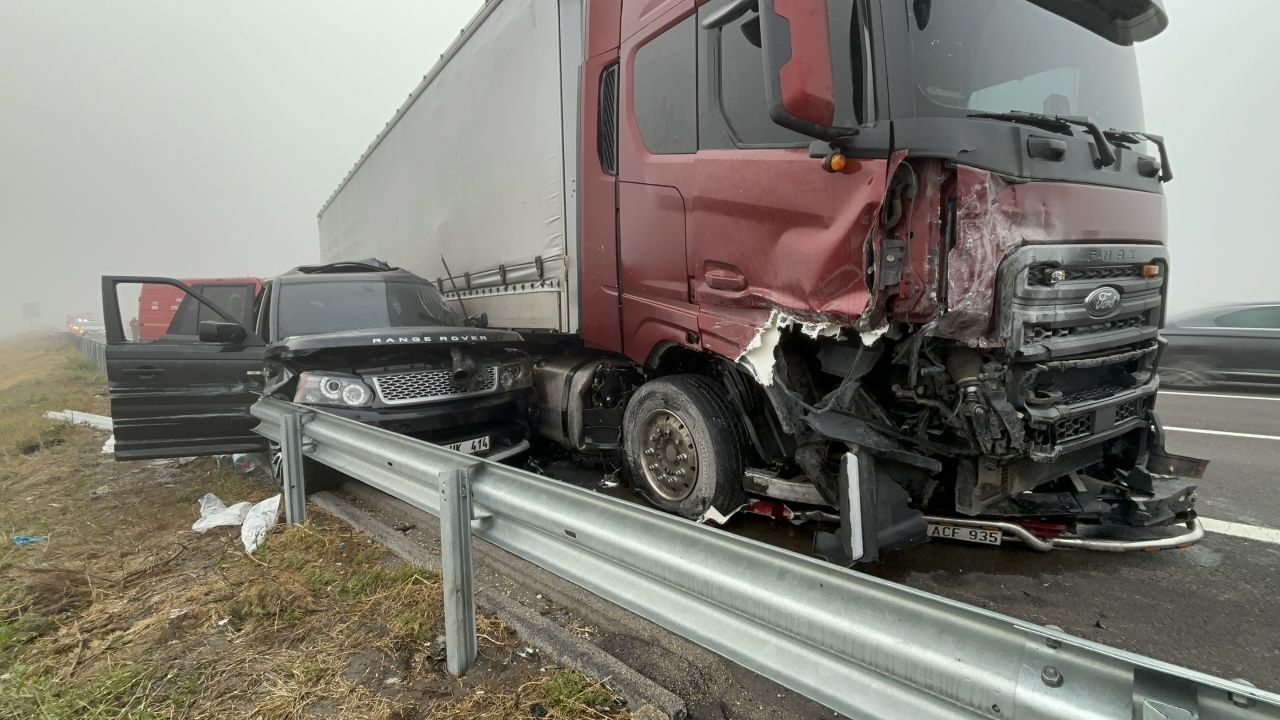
[277,280,463,338]
[905,0,1145,131]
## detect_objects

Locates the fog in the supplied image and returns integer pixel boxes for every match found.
[0,0,1274,336]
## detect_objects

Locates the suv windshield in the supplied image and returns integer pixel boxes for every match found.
[905,0,1145,131]
[277,280,463,338]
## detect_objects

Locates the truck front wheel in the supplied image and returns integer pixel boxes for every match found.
[622,375,746,519]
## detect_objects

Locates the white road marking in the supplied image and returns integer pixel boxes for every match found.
[1201,518,1280,545]
[1160,391,1280,402]
[1164,426,1280,441]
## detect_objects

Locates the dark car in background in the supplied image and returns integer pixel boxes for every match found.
[1160,304,1280,390]
[99,260,535,463]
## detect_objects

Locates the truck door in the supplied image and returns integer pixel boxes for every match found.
[102,276,268,460]
[615,0,892,363]
[616,1,700,362]
[685,0,891,354]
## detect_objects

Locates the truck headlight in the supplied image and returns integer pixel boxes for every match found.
[295,372,374,408]
[498,360,533,390]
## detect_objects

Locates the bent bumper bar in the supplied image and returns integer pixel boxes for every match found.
[923,515,1204,552]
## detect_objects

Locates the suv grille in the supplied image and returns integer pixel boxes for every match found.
[372,366,499,405]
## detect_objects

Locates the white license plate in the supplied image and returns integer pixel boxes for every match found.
[927,523,1003,546]
[446,436,491,455]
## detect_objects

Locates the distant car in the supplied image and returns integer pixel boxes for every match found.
[1159,304,1280,389]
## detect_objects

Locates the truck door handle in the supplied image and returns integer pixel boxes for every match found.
[705,268,747,291]
[122,367,164,377]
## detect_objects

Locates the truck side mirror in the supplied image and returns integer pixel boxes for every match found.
[756,0,851,141]
[198,320,248,345]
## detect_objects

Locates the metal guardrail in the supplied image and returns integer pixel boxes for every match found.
[252,397,1280,720]
[65,333,107,371]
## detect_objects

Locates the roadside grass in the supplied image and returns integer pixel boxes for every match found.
[0,335,627,719]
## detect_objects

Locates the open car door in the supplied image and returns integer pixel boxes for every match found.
[102,276,268,460]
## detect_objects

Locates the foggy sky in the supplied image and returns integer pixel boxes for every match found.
[1,0,1274,335]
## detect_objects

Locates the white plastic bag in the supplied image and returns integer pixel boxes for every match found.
[240,495,282,553]
[191,493,252,533]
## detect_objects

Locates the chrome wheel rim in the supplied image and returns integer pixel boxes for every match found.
[639,409,698,501]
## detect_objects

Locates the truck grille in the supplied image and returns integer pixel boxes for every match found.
[999,245,1166,361]
[372,366,499,405]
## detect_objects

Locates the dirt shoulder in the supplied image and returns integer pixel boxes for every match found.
[0,335,625,720]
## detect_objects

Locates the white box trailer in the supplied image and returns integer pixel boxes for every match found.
[318,0,583,332]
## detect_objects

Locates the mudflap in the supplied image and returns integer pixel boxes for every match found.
[814,451,928,565]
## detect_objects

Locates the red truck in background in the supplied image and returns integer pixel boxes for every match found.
[136,278,261,339]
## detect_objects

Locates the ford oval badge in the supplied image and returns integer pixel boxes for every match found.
[1084,286,1121,318]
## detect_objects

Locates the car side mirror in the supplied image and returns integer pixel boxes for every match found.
[756,0,852,141]
[468,312,489,329]
[198,320,247,345]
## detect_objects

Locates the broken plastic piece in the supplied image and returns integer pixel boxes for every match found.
[697,503,747,526]
[11,534,49,546]
[43,409,113,431]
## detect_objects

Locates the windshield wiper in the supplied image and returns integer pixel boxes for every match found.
[969,111,1117,168]
[1105,129,1172,182]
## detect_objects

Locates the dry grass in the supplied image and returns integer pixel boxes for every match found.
[0,334,627,719]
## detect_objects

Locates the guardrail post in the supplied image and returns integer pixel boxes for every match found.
[440,465,477,675]
[280,411,307,525]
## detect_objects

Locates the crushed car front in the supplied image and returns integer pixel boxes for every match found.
[263,266,535,460]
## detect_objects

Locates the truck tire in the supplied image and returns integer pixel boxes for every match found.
[622,375,746,520]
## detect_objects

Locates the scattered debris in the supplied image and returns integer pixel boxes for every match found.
[11,534,49,545]
[696,503,747,526]
[42,409,113,431]
[514,646,540,662]
[392,520,415,533]
[530,702,549,717]
[89,485,110,497]
[743,498,839,525]
[100,434,115,454]
[191,492,282,553]
[192,493,253,533]
[231,453,259,474]
[240,495,282,553]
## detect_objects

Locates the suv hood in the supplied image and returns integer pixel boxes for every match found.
[269,326,524,355]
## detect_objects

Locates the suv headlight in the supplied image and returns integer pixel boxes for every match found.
[294,372,373,408]
[498,359,533,391]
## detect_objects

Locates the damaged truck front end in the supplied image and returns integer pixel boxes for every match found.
[730,0,1205,563]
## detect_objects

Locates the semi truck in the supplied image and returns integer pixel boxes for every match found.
[317,0,1207,562]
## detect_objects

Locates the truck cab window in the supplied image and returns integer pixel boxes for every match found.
[700,1,862,147]
[633,17,697,155]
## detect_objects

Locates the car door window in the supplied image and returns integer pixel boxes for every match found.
[166,284,255,337]
[1214,307,1280,329]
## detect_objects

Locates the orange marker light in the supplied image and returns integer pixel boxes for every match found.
[1141,264,1161,277]
[822,153,847,173]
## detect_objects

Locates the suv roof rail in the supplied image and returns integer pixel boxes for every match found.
[289,258,398,275]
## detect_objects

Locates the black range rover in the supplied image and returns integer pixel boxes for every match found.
[99,260,534,462]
